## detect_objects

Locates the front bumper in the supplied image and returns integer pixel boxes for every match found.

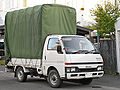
[66,71,104,79]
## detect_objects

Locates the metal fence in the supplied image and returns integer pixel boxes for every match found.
[100,39,117,74]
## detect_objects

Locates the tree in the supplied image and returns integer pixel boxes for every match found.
[90,1,120,38]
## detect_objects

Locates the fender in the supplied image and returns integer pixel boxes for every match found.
[14,65,29,73]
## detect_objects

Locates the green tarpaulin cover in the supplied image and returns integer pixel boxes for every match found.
[5,4,76,64]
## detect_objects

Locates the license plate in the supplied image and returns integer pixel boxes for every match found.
[86,73,92,77]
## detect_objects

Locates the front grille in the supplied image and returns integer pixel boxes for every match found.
[77,68,97,72]
[65,67,103,73]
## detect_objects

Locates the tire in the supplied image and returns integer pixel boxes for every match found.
[16,67,27,82]
[47,69,62,88]
[80,78,93,85]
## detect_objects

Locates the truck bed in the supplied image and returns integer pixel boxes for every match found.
[7,58,41,68]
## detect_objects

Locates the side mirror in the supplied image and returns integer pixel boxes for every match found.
[57,46,63,54]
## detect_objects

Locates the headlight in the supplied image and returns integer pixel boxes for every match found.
[66,67,76,72]
[71,68,76,72]
[97,66,103,71]
[66,68,71,72]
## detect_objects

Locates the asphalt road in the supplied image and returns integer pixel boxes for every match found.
[0,65,120,90]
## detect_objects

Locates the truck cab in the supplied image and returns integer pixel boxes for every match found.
[42,35,104,87]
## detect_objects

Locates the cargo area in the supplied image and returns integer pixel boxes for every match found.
[5,4,76,64]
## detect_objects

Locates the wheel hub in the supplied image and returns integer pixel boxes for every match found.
[50,74,58,85]
[18,70,23,80]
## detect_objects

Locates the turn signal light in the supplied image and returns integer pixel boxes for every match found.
[102,61,104,64]
[65,63,71,65]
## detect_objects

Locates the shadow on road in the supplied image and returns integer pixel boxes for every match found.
[22,78,102,89]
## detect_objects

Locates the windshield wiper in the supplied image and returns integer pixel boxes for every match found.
[89,50,100,54]
[71,49,99,54]
[72,50,89,54]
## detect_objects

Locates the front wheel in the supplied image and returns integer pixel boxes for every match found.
[16,67,27,82]
[47,69,62,88]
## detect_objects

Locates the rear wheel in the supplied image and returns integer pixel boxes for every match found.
[47,69,62,88]
[16,67,27,82]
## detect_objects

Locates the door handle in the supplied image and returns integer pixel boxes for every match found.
[45,56,46,60]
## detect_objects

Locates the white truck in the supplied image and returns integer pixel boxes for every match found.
[5,4,104,88]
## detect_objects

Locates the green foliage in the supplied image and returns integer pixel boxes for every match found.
[90,1,120,38]
[84,26,96,30]
[0,61,5,66]
[0,56,5,66]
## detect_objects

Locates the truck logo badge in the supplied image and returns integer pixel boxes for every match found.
[86,66,91,68]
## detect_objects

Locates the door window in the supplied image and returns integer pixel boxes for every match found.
[48,38,60,50]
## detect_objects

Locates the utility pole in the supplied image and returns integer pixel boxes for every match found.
[54,0,56,4]
[80,0,84,26]
[23,0,27,7]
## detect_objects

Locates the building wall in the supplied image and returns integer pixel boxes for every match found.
[0,0,25,25]
[0,0,118,26]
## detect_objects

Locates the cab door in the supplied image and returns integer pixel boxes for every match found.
[43,38,65,77]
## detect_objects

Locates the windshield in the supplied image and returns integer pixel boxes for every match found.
[62,36,96,54]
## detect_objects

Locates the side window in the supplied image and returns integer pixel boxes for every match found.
[48,38,60,50]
